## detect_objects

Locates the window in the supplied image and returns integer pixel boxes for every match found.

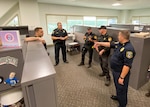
[67,16,83,32]
[140,16,150,25]
[84,16,96,27]
[132,17,140,24]
[108,17,117,25]
[96,17,117,27]
[46,15,118,34]
[132,16,150,25]
[7,15,19,26]
[96,17,107,27]
[47,15,67,34]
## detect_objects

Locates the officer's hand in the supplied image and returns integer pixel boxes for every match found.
[88,37,92,41]
[99,49,105,56]
[94,42,100,48]
[59,37,64,40]
[95,46,99,52]
[38,38,46,43]
[118,78,124,85]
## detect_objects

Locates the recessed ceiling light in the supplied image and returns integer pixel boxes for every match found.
[112,3,122,6]
[70,0,76,1]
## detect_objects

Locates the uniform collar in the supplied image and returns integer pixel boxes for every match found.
[88,32,92,35]
[101,33,108,37]
[57,28,63,31]
[120,40,130,46]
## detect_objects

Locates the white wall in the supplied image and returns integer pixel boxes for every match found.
[129,8,150,23]
[119,10,131,24]
[0,3,20,25]
[0,0,18,18]
[130,8,150,16]
[39,3,121,45]
[19,0,40,27]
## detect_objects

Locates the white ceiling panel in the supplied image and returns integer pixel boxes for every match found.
[37,0,150,10]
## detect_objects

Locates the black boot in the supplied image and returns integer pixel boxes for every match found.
[78,62,84,66]
[99,73,106,77]
[105,78,111,86]
[145,91,150,97]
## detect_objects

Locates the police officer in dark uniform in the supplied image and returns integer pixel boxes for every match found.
[94,30,136,107]
[51,22,69,66]
[78,27,97,68]
[97,26,112,86]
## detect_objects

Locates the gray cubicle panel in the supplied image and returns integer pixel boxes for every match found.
[110,24,150,33]
[0,48,24,93]
[21,41,57,107]
[129,36,150,89]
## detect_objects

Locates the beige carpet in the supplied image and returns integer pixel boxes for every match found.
[48,46,150,107]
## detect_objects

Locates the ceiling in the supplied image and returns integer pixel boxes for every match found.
[38,0,150,10]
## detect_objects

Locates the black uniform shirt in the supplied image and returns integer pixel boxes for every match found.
[84,32,97,48]
[97,33,112,56]
[51,28,68,44]
[110,41,136,72]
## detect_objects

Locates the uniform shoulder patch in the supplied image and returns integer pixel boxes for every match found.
[126,51,133,59]
[108,37,112,42]
[63,30,66,33]
[94,36,97,40]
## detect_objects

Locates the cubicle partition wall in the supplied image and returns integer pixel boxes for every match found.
[0,26,57,106]
[0,48,24,92]
[0,41,58,106]
[73,25,150,90]
[129,36,150,89]
[110,24,150,33]
[21,41,57,107]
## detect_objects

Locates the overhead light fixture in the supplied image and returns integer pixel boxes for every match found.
[70,0,76,1]
[112,3,122,6]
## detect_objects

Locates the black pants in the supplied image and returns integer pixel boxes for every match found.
[55,43,67,64]
[99,55,110,79]
[81,47,93,65]
[112,71,130,107]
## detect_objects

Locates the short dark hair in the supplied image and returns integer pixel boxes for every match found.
[57,22,62,26]
[87,27,92,30]
[98,26,107,30]
[34,27,42,32]
[120,30,130,40]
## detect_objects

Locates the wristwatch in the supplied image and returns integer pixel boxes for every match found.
[0,76,4,84]
[120,77,124,79]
